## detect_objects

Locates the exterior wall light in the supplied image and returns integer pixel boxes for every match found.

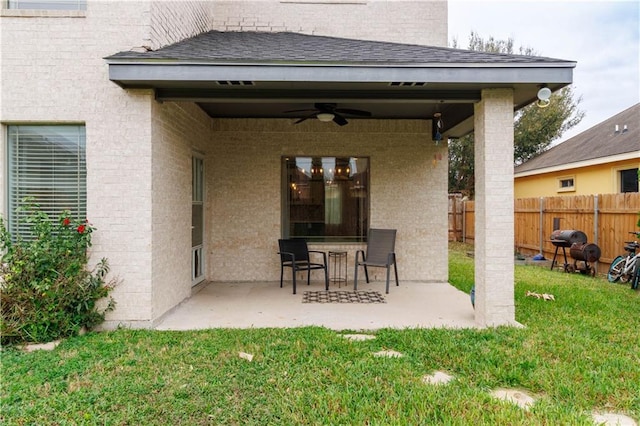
[432,112,443,144]
[537,87,552,108]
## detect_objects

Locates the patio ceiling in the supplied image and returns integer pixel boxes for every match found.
[105,31,576,137]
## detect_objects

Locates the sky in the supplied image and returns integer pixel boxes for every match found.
[448,0,640,143]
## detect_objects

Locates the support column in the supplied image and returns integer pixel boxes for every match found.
[474,89,517,327]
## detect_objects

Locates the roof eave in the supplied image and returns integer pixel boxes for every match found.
[514,151,640,177]
[104,56,577,68]
[107,62,575,86]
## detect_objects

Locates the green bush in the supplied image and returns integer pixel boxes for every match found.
[0,205,116,345]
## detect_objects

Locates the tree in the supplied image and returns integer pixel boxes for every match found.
[448,32,584,197]
[514,88,584,165]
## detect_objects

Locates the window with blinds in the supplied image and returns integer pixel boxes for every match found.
[6,0,86,10]
[7,125,87,239]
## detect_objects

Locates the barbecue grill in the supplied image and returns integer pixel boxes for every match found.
[549,229,600,275]
[550,229,588,246]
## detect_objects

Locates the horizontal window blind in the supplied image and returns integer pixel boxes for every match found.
[8,125,87,239]
[7,0,86,10]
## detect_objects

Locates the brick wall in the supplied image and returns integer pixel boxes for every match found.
[1,0,451,327]
[150,101,213,321]
[474,89,516,326]
[148,1,213,50]
[206,119,449,284]
[1,2,157,327]
[212,0,448,46]
[0,1,216,327]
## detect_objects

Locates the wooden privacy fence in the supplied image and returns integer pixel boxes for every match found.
[449,193,640,268]
[448,193,465,242]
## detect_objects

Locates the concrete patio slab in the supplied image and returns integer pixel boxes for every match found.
[154,281,476,331]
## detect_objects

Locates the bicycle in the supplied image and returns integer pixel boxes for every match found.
[607,231,640,289]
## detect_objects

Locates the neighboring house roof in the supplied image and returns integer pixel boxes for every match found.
[515,103,640,176]
[106,31,576,137]
[107,30,570,65]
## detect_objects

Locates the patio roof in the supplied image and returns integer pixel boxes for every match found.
[106,31,576,137]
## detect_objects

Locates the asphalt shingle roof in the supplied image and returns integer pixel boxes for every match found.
[107,30,573,65]
[515,103,640,174]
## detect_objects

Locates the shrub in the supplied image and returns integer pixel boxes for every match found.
[0,205,116,345]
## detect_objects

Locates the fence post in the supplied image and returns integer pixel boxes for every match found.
[452,195,458,242]
[594,195,599,246]
[539,197,545,256]
[462,200,466,243]
[594,195,599,272]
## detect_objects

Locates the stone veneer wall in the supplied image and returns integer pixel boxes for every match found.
[211,0,447,46]
[206,119,449,284]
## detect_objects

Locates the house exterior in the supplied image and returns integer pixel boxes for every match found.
[515,103,640,198]
[1,0,575,328]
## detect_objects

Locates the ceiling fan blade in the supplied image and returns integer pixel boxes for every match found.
[333,114,348,126]
[293,112,318,124]
[284,108,316,114]
[286,103,367,125]
[314,102,337,111]
[334,108,372,117]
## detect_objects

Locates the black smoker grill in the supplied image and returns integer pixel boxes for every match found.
[550,229,601,276]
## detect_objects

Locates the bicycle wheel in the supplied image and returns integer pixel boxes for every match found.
[632,265,640,290]
[607,256,625,283]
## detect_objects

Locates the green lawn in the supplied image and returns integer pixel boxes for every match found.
[2,243,639,425]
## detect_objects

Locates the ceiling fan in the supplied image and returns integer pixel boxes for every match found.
[284,103,372,126]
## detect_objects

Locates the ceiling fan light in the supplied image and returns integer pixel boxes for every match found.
[317,113,335,122]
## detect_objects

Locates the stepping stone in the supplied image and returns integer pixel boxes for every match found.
[340,334,376,341]
[238,352,254,362]
[24,340,61,352]
[592,412,637,426]
[490,388,535,410]
[422,371,455,385]
[373,349,403,358]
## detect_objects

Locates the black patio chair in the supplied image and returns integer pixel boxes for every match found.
[278,239,329,294]
[354,228,399,294]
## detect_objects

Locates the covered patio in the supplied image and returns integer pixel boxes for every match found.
[106,30,575,328]
[155,281,476,331]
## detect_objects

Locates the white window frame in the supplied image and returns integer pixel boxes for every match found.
[614,166,639,193]
[192,154,205,286]
[7,124,87,239]
[5,0,86,10]
[557,175,575,193]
